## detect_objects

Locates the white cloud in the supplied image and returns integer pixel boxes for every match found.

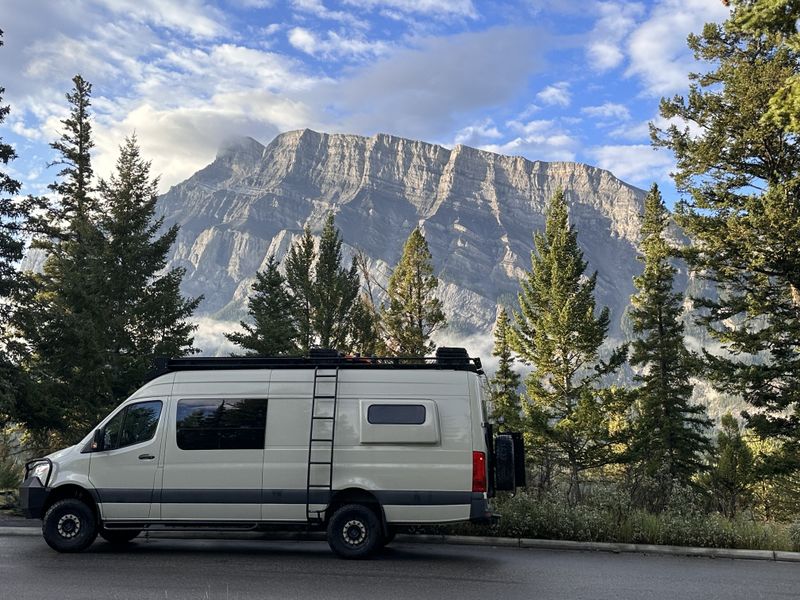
[3,3,543,192]
[453,119,502,146]
[261,23,283,36]
[588,144,674,184]
[626,0,730,96]
[191,317,240,356]
[230,0,274,7]
[342,0,477,19]
[93,94,311,189]
[93,0,228,38]
[288,27,390,58]
[325,27,547,140]
[90,42,322,185]
[288,27,319,54]
[610,113,703,141]
[536,81,571,107]
[581,102,631,121]
[291,0,366,26]
[586,2,645,71]
[481,119,578,162]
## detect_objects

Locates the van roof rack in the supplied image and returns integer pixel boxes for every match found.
[145,348,482,382]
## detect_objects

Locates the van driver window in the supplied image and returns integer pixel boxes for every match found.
[103,401,163,451]
[176,398,267,450]
[367,404,426,425]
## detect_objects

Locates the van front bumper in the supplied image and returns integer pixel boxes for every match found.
[19,477,48,519]
[469,493,499,525]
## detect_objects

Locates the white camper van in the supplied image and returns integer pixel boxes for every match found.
[20,348,524,558]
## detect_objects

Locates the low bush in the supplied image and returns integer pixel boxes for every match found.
[789,521,800,552]
[430,487,796,551]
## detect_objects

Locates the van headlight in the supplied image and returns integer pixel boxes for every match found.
[26,460,51,486]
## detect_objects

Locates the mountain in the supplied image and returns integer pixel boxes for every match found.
[157,128,664,358]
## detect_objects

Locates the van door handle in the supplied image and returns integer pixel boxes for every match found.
[138,454,155,460]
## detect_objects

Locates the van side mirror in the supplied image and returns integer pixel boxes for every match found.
[91,428,105,452]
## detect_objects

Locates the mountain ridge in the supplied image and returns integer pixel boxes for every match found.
[157,128,654,356]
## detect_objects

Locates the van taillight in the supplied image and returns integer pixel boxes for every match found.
[472,451,487,493]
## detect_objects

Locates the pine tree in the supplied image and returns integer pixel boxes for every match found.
[733,0,800,132]
[15,89,200,446]
[0,29,29,422]
[627,184,711,499]
[702,413,755,518]
[382,228,446,357]
[652,12,800,472]
[96,135,201,395]
[285,226,315,354]
[349,295,382,356]
[0,29,24,319]
[312,213,360,350]
[14,76,110,444]
[489,308,522,431]
[35,75,95,242]
[512,189,627,504]
[226,255,298,356]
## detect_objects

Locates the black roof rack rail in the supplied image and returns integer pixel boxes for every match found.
[143,347,483,382]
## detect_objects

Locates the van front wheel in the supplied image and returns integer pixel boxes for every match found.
[327,504,381,559]
[42,499,98,553]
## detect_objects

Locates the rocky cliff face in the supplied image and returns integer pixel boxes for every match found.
[158,129,656,356]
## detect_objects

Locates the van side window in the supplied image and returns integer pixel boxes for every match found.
[176,398,267,450]
[367,404,426,425]
[103,401,163,451]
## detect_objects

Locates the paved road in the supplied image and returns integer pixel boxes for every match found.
[0,535,797,600]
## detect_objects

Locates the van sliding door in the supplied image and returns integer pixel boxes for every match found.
[160,397,267,521]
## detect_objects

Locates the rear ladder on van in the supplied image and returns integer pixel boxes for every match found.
[305,367,339,523]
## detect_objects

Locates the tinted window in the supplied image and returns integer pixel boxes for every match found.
[176,398,267,450]
[367,404,426,425]
[103,409,125,450]
[120,401,162,447]
[103,401,162,451]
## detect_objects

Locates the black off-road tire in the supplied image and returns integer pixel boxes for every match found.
[42,498,98,553]
[327,504,382,559]
[99,528,141,545]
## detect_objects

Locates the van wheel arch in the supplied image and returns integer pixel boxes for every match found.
[43,484,99,523]
[326,488,386,533]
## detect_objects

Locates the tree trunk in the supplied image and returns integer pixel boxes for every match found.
[568,459,582,505]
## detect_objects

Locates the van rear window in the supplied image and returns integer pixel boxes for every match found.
[176,398,267,450]
[367,404,426,425]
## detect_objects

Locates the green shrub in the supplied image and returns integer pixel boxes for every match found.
[789,521,800,552]
[431,487,797,551]
[0,427,24,491]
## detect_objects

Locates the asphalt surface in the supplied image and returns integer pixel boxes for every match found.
[1,535,798,600]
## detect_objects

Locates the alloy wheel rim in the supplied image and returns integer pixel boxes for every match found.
[342,519,367,546]
[57,514,81,539]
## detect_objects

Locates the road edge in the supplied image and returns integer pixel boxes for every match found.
[397,533,800,562]
[2,526,798,562]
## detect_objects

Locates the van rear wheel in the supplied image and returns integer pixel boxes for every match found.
[42,499,98,553]
[327,504,381,559]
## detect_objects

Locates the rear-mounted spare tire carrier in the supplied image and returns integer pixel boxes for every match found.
[494,434,516,491]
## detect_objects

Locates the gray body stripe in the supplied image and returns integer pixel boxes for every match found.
[97,489,154,504]
[161,489,263,504]
[95,489,473,505]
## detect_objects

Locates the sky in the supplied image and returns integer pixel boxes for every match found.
[0,0,731,205]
